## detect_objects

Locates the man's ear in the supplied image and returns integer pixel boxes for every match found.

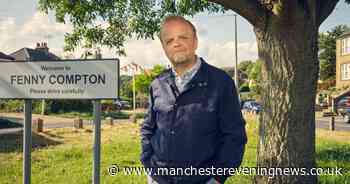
[159,35,166,49]
[194,35,198,50]
[160,40,166,51]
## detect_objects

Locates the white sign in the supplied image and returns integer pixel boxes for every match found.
[0,60,118,99]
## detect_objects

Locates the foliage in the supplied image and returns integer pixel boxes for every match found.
[239,83,250,93]
[136,93,149,108]
[238,60,254,76]
[244,60,262,95]
[38,0,223,54]
[134,64,166,94]
[0,99,92,114]
[49,110,145,120]
[319,25,350,81]
[50,100,92,113]
[119,65,165,108]
[0,100,23,113]
[120,75,133,99]
[0,100,45,113]
[248,60,261,81]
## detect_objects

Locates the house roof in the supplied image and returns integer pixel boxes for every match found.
[0,52,15,61]
[10,47,60,61]
[338,31,350,40]
[332,89,350,102]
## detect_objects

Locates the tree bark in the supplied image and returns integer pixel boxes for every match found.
[253,18,319,184]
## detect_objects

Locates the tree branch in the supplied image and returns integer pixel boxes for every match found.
[208,0,267,28]
[317,0,340,26]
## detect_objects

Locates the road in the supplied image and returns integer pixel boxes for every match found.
[1,114,350,135]
[316,116,350,131]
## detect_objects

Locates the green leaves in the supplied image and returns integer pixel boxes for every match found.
[134,64,166,94]
[38,0,223,55]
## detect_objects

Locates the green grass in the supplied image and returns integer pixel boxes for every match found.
[0,115,349,184]
[316,132,350,184]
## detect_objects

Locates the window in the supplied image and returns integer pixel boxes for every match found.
[341,63,350,80]
[341,37,350,55]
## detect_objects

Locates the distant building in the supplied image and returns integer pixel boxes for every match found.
[0,52,15,62]
[10,42,60,61]
[336,32,350,88]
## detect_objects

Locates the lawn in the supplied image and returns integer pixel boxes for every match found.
[0,115,349,184]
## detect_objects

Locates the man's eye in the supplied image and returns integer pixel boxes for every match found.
[166,40,172,45]
[179,36,188,40]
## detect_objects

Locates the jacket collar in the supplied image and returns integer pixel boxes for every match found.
[160,57,209,94]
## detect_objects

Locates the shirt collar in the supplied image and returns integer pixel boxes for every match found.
[171,56,202,80]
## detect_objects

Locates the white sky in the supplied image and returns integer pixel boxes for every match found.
[0,0,349,69]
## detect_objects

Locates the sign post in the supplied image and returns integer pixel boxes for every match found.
[0,59,119,184]
[93,100,101,184]
[23,100,32,184]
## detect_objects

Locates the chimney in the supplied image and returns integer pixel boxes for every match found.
[35,42,49,54]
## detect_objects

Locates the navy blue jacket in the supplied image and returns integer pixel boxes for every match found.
[140,59,247,184]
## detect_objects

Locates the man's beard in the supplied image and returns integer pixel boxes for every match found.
[172,52,189,64]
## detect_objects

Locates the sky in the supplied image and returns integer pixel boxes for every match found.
[0,0,350,69]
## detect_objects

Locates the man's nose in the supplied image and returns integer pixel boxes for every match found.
[172,38,182,47]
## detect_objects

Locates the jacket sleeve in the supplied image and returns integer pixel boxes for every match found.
[140,86,157,168]
[214,76,247,183]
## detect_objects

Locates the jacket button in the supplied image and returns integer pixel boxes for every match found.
[170,130,175,135]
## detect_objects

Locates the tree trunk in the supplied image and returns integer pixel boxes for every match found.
[254,20,319,184]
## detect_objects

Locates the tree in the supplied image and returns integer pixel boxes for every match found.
[38,0,350,183]
[238,60,255,85]
[120,75,133,99]
[319,25,350,81]
[238,60,254,75]
[135,64,166,94]
[249,60,262,95]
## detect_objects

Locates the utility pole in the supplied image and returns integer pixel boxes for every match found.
[234,14,240,99]
[133,69,136,115]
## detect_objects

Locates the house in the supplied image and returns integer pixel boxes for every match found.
[0,52,15,62]
[10,42,60,61]
[336,32,350,88]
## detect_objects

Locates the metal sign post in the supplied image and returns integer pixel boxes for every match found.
[23,100,32,184]
[93,100,101,184]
